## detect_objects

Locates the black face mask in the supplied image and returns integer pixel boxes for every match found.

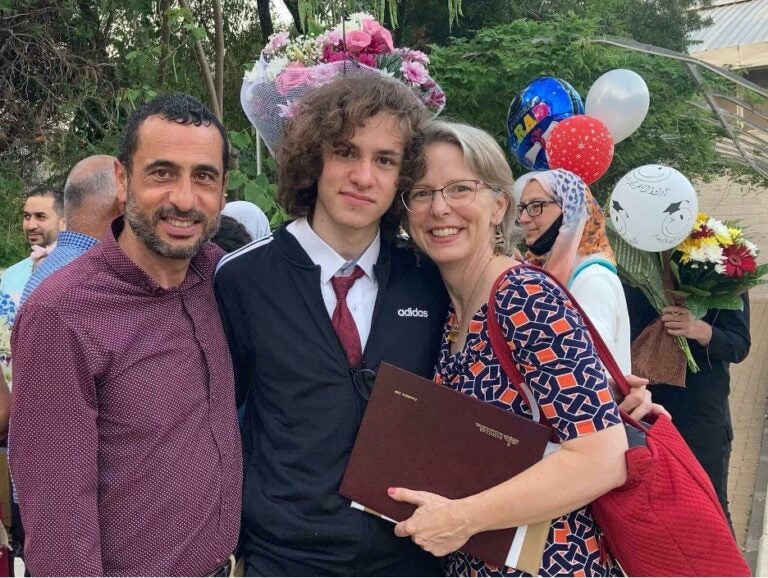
[527,214,563,256]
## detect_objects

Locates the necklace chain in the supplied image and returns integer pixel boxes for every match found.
[447,255,495,343]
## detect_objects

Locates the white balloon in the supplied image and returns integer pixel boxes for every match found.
[609,165,698,252]
[585,69,650,144]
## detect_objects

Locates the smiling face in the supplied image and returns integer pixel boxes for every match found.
[116,115,227,264]
[406,142,507,267]
[311,112,405,251]
[517,179,563,247]
[23,195,63,247]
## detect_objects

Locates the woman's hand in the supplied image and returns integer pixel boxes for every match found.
[389,487,473,556]
[618,373,671,420]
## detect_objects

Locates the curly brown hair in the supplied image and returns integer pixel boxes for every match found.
[277,75,429,239]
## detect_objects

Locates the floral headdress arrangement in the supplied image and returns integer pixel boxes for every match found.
[670,212,766,319]
[241,12,446,154]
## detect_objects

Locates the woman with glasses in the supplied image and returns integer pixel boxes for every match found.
[514,169,632,375]
[389,120,628,576]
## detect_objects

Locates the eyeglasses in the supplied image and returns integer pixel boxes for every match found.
[516,200,557,218]
[402,179,492,213]
[350,368,377,401]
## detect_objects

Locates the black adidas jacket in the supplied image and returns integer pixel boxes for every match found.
[215,224,449,576]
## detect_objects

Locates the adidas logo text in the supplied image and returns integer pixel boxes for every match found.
[397,307,429,318]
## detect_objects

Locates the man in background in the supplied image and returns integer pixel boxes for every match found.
[0,186,64,309]
[20,155,121,304]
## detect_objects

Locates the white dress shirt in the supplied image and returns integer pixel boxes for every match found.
[287,218,379,351]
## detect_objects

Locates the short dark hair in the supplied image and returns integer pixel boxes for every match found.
[211,215,253,253]
[26,185,64,217]
[277,76,428,239]
[117,93,229,173]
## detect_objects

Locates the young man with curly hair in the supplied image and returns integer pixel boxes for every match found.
[215,76,448,575]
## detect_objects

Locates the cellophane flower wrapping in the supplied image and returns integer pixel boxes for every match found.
[241,12,446,154]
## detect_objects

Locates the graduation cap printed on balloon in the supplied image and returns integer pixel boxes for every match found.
[506,76,584,171]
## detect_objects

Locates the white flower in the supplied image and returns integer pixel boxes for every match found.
[714,262,726,274]
[243,61,263,83]
[264,55,290,81]
[743,240,759,257]
[688,242,724,264]
[707,218,730,239]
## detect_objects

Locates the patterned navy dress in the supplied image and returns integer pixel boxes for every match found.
[434,267,623,577]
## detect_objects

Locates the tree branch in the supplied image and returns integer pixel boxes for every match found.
[213,0,224,118]
[177,0,221,120]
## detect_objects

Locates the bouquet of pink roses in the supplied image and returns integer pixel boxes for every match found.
[241,12,445,154]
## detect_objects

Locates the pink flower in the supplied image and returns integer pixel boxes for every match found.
[357,53,377,68]
[323,46,347,62]
[321,29,342,49]
[345,30,372,53]
[363,19,394,53]
[395,48,428,66]
[424,87,446,110]
[401,61,429,85]
[275,66,313,95]
[264,31,290,56]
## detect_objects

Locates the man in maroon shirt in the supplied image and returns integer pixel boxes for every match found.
[9,93,242,576]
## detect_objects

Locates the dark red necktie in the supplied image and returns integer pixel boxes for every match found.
[331,266,365,367]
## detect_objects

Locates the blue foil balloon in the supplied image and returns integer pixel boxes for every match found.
[507,76,584,170]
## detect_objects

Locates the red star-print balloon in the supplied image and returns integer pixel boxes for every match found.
[545,115,614,185]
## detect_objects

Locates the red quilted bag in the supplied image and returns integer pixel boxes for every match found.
[487,265,751,576]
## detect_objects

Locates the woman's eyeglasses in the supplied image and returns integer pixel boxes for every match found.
[516,200,557,218]
[402,179,492,213]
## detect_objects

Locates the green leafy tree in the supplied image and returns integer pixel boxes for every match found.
[428,16,765,202]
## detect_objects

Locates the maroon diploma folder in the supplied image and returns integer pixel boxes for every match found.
[340,362,552,571]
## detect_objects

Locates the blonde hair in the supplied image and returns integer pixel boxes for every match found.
[419,120,521,254]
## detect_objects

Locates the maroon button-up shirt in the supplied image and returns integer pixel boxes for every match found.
[9,218,242,576]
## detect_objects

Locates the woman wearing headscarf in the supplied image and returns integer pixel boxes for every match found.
[221,200,271,241]
[513,169,631,374]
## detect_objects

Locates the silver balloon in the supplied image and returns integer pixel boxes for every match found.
[585,69,650,144]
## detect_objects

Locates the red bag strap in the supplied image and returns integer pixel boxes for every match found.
[486,264,644,432]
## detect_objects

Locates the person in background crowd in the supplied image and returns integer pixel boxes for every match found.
[624,286,750,522]
[20,155,121,305]
[9,93,241,576]
[221,200,270,241]
[216,76,448,576]
[0,186,64,310]
[513,169,668,419]
[391,119,628,576]
[212,215,253,253]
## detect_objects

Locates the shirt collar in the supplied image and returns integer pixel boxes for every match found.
[287,217,380,283]
[55,230,99,250]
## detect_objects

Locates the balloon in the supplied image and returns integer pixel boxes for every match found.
[585,69,649,144]
[545,115,614,185]
[609,165,699,252]
[506,76,584,171]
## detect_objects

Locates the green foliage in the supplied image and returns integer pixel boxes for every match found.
[0,175,27,267]
[227,128,288,228]
[428,16,740,201]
